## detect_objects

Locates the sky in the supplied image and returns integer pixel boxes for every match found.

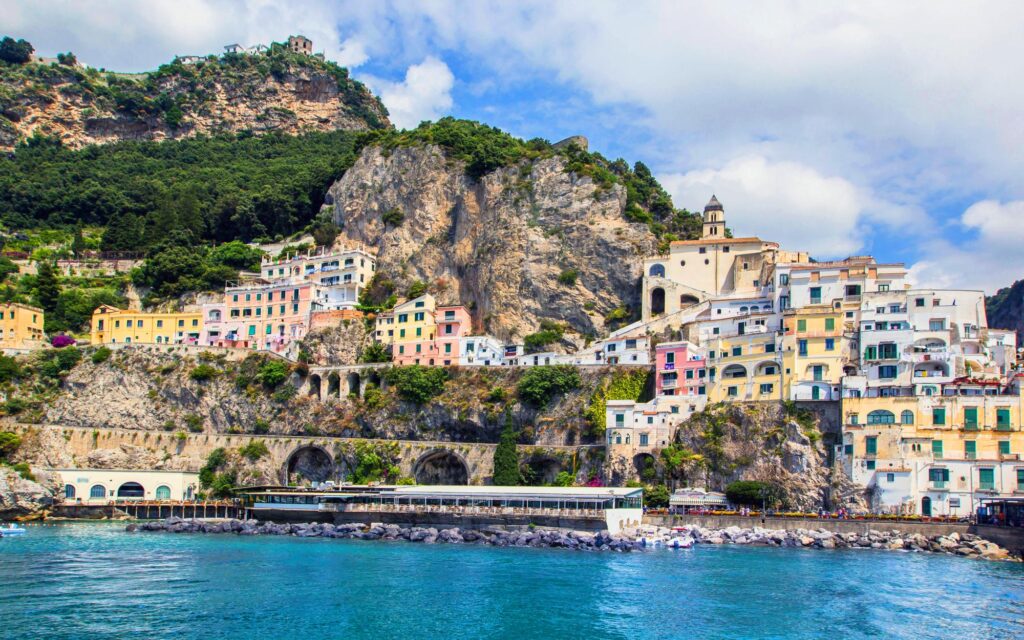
[8,0,1024,293]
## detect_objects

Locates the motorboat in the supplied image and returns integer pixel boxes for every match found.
[0,524,27,537]
[669,536,694,549]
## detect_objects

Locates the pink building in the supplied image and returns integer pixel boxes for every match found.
[435,305,472,366]
[215,279,313,352]
[390,304,472,366]
[656,341,706,398]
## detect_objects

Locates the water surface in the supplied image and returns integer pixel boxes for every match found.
[1,523,1021,639]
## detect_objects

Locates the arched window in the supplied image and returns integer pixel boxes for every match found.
[867,410,896,425]
[90,484,106,499]
[649,264,666,278]
[901,410,914,425]
[155,485,171,500]
[740,306,749,313]
[64,484,76,499]
[116,482,145,498]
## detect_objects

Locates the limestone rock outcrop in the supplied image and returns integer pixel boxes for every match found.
[328,145,658,344]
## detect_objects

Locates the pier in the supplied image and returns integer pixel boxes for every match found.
[53,500,241,521]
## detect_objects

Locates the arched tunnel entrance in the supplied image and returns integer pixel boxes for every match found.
[308,374,322,399]
[285,446,335,485]
[521,457,564,485]
[347,372,361,397]
[327,372,340,398]
[634,453,657,482]
[413,450,469,485]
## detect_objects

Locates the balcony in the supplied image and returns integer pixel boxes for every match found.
[978,482,996,492]
[661,379,677,389]
[661,362,676,371]
[930,481,948,490]
[1000,453,1021,461]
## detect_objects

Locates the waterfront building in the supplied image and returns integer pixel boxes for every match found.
[605,395,706,461]
[839,377,1024,516]
[90,305,202,346]
[706,330,783,402]
[52,468,200,503]
[216,279,313,352]
[0,302,45,349]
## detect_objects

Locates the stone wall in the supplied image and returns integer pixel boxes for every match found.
[643,513,971,537]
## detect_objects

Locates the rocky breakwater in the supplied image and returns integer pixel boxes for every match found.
[131,518,1017,561]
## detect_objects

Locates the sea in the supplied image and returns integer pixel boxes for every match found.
[1,522,1022,639]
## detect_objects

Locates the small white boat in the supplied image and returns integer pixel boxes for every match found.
[640,536,663,548]
[0,525,27,536]
[669,536,694,549]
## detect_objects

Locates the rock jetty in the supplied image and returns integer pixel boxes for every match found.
[130,518,1017,561]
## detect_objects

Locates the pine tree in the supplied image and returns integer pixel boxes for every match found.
[71,225,86,258]
[35,261,60,313]
[492,413,521,486]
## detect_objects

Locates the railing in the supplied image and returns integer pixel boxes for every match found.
[979,483,996,491]
[930,481,947,489]
[336,503,607,519]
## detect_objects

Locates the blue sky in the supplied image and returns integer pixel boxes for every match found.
[10,1,1024,293]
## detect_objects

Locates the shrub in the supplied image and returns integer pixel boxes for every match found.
[51,334,76,348]
[256,360,290,388]
[645,484,670,508]
[0,431,21,461]
[239,440,269,462]
[406,280,428,299]
[486,386,506,403]
[184,414,203,433]
[91,346,112,364]
[0,355,22,383]
[584,369,650,436]
[492,414,521,485]
[252,419,270,435]
[516,365,581,407]
[552,471,574,487]
[383,365,449,405]
[382,207,405,226]
[2,398,27,415]
[189,363,220,382]
[12,462,35,482]
[362,384,386,410]
[557,269,578,286]
[36,347,82,379]
[359,341,390,363]
[725,480,781,507]
[272,384,297,403]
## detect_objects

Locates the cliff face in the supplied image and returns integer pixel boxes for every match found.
[328,145,658,343]
[0,52,388,150]
[987,279,1024,341]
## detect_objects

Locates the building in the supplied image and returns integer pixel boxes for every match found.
[781,304,848,401]
[605,395,706,461]
[54,468,200,503]
[459,335,505,366]
[261,247,376,312]
[0,302,45,349]
[217,280,313,352]
[90,305,201,346]
[654,341,707,399]
[287,35,313,55]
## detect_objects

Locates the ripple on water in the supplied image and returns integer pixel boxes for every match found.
[1,523,1022,640]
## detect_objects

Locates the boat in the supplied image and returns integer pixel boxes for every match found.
[0,525,27,537]
[669,536,694,549]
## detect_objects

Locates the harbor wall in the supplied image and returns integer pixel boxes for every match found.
[643,514,971,537]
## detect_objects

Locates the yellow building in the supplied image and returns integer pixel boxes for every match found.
[840,382,1024,516]
[0,302,45,349]
[781,305,848,401]
[707,332,783,402]
[90,305,202,345]
[374,294,436,347]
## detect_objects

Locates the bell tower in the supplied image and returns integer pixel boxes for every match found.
[702,195,724,238]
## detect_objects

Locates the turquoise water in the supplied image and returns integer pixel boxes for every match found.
[1,523,1022,639]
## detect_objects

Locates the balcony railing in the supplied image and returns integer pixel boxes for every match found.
[979,483,995,491]
[930,481,947,490]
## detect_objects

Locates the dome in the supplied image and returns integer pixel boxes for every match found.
[704,195,724,212]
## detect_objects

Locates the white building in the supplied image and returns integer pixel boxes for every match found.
[53,469,200,503]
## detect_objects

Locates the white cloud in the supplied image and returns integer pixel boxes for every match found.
[363,57,455,129]
[910,200,1024,292]
[661,155,920,258]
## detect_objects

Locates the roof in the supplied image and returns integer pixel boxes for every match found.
[239,484,643,499]
[669,237,776,247]
[704,195,723,212]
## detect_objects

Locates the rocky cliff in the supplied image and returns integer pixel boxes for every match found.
[986,279,1024,341]
[328,144,659,344]
[0,48,388,150]
[0,466,59,519]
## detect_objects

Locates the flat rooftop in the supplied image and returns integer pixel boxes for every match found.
[241,484,643,499]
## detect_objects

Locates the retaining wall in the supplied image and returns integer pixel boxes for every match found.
[643,514,971,537]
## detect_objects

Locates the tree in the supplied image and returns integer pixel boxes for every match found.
[208,241,264,271]
[57,51,77,66]
[406,280,428,299]
[359,341,390,363]
[255,360,290,388]
[516,365,581,407]
[660,444,704,491]
[383,365,448,405]
[0,37,34,64]
[0,257,19,281]
[492,414,521,486]
[34,261,60,313]
[71,225,87,258]
[645,484,671,509]
[725,480,782,507]
[0,430,21,461]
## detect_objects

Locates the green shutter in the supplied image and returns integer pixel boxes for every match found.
[964,407,978,429]
[997,408,1011,430]
[865,436,877,455]
[825,318,835,331]
[965,441,976,458]
[932,408,945,426]
[865,346,877,360]
[931,440,943,457]
[979,468,994,489]
[999,440,1010,455]
[797,319,806,332]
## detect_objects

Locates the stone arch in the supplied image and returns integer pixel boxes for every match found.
[521,456,564,485]
[308,374,322,399]
[347,372,361,397]
[680,294,700,307]
[284,445,336,485]
[116,482,145,498]
[649,263,666,278]
[367,370,382,389]
[327,372,341,397]
[413,449,469,485]
[634,453,657,481]
[650,287,666,315]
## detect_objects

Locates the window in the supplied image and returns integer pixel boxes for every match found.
[878,365,898,379]
[798,340,808,356]
[1018,468,1024,488]
[849,414,859,425]
[780,295,790,310]
[844,444,854,455]
[864,345,877,360]
[728,386,738,397]
[685,369,694,379]
[797,319,807,332]
[866,460,875,470]
[929,319,946,331]
[178,320,184,327]
[915,297,925,307]
[765,343,776,353]
[812,365,824,381]
[615,414,625,426]
[825,338,835,351]
[901,410,914,425]
[731,346,742,356]
[809,287,821,304]
[932,408,946,425]
[999,440,1011,455]
[824,318,835,331]
[867,410,895,425]
[965,440,977,459]
[444,343,452,354]
[887,473,895,483]
[414,312,425,322]
[126,320,133,328]
[90,484,106,499]
[764,366,776,375]
[398,314,408,323]
[759,383,774,394]
[155,486,171,500]
[929,468,949,484]
[640,434,649,446]
[932,440,943,457]
[780,274,789,285]
[964,407,978,430]
[978,467,994,490]
[248,325,256,336]
[699,247,706,254]
[878,343,898,359]
[879,284,890,292]
[997,408,1011,430]
[649,264,666,278]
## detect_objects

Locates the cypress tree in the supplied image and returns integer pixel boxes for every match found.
[492,412,521,486]
[35,261,60,313]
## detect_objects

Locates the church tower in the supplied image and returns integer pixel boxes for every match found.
[702,195,724,239]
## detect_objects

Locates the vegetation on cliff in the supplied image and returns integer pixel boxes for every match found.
[986,279,1024,341]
